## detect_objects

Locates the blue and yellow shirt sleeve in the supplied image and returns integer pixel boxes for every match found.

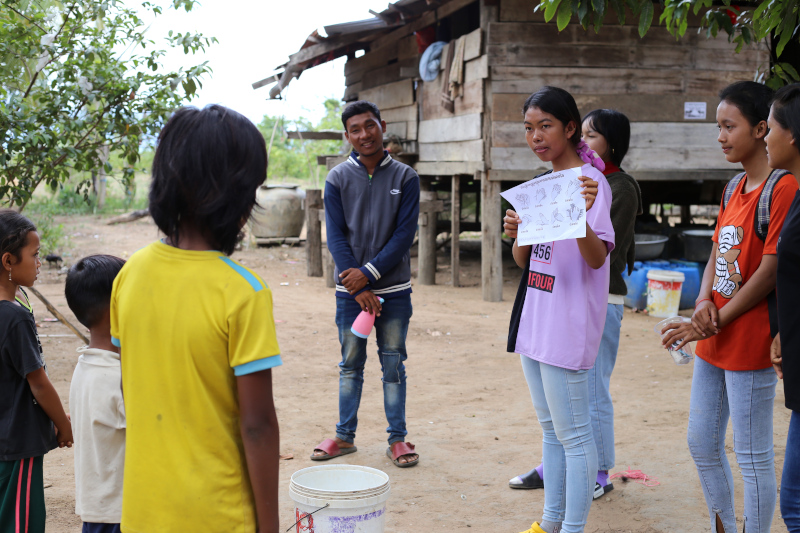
[110,271,122,348]
[224,263,282,376]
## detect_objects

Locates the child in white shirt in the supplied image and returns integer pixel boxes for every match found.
[66,255,126,533]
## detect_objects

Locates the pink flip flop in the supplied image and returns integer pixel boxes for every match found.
[386,441,419,468]
[310,438,357,461]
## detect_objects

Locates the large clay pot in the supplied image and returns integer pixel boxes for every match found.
[250,184,306,238]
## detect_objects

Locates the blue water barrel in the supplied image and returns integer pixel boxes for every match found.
[621,259,704,310]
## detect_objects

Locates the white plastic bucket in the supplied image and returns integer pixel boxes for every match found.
[289,464,390,533]
[646,269,685,318]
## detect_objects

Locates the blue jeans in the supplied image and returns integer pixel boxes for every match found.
[687,355,778,533]
[589,303,623,471]
[522,356,597,533]
[782,410,800,532]
[335,295,412,445]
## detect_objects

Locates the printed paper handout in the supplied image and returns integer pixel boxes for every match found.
[501,167,587,246]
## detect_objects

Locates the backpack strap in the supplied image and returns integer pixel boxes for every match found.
[721,171,746,212]
[754,169,792,241]
[755,168,791,338]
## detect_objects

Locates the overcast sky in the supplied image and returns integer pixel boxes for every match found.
[143,0,391,126]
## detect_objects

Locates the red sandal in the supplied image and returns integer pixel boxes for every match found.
[386,441,419,468]
[310,438,357,461]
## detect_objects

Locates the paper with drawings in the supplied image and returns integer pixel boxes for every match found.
[501,167,587,245]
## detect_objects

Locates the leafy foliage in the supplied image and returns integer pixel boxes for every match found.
[0,0,216,210]
[536,0,800,87]
[257,98,346,184]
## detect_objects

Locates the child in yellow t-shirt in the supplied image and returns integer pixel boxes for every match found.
[111,105,282,533]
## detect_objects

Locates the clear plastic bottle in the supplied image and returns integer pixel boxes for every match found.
[654,317,694,365]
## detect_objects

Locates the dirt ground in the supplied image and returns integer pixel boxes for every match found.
[36,214,791,533]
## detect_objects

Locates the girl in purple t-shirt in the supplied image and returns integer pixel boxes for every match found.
[504,86,615,533]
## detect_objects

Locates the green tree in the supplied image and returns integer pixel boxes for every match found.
[257,97,345,183]
[537,0,800,87]
[0,0,216,209]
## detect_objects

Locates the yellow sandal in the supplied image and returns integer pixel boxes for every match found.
[519,522,547,533]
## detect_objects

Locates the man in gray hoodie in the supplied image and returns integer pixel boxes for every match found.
[311,101,420,468]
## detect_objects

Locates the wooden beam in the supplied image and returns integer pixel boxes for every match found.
[480,170,503,301]
[414,161,485,175]
[485,168,737,182]
[418,191,444,285]
[287,130,344,140]
[418,113,483,142]
[371,0,478,50]
[490,66,756,96]
[493,93,721,123]
[324,247,336,288]
[288,30,375,66]
[305,189,323,277]
[252,72,282,90]
[419,139,484,162]
[492,121,722,148]
[27,287,89,345]
[359,79,415,110]
[451,174,461,287]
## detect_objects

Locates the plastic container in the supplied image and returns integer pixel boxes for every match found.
[351,297,385,339]
[249,184,306,239]
[646,269,685,317]
[621,260,669,309]
[622,261,702,310]
[289,464,390,533]
[654,317,694,365]
[665,260,703,310]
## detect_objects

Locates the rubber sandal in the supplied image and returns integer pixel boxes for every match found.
[386,441,419,468]
[519,522,547,533]
[593,481,614,500]
[509,467,544,490]
[310,438,357,461]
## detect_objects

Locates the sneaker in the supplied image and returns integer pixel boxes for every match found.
[593,480,614,500]
[509,467,544,490]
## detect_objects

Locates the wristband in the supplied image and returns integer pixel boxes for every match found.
[695,298,712,308]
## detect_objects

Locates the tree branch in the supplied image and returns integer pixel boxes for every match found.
[3,3,47,32]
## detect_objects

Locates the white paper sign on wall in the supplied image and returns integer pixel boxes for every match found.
[684,102,707,120]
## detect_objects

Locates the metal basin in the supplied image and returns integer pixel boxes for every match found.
[634,234,669,261]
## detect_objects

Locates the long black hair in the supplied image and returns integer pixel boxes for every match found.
[0,209,36,262]
[583,109,631,167]
[522,86,582,146]
[772,83,800,154]
[149,105,267,256]
[719,81,774,128]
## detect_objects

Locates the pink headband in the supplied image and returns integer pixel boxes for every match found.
[577,140,605,172]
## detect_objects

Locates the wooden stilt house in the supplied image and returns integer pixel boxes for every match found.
[255,0,767,301]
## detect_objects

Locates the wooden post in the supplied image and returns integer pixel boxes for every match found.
[481,171,503,302]
[418,190,444,285]
[324,246,336,288]
[305,189,323,277]
[480,1,501,301]
[451,174,461,287]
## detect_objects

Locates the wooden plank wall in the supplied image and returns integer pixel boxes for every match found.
[343,34,420,144]
[488,0,768,179]
[416,27,489,176]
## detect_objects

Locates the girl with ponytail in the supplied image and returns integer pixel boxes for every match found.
[503,86,615,533]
